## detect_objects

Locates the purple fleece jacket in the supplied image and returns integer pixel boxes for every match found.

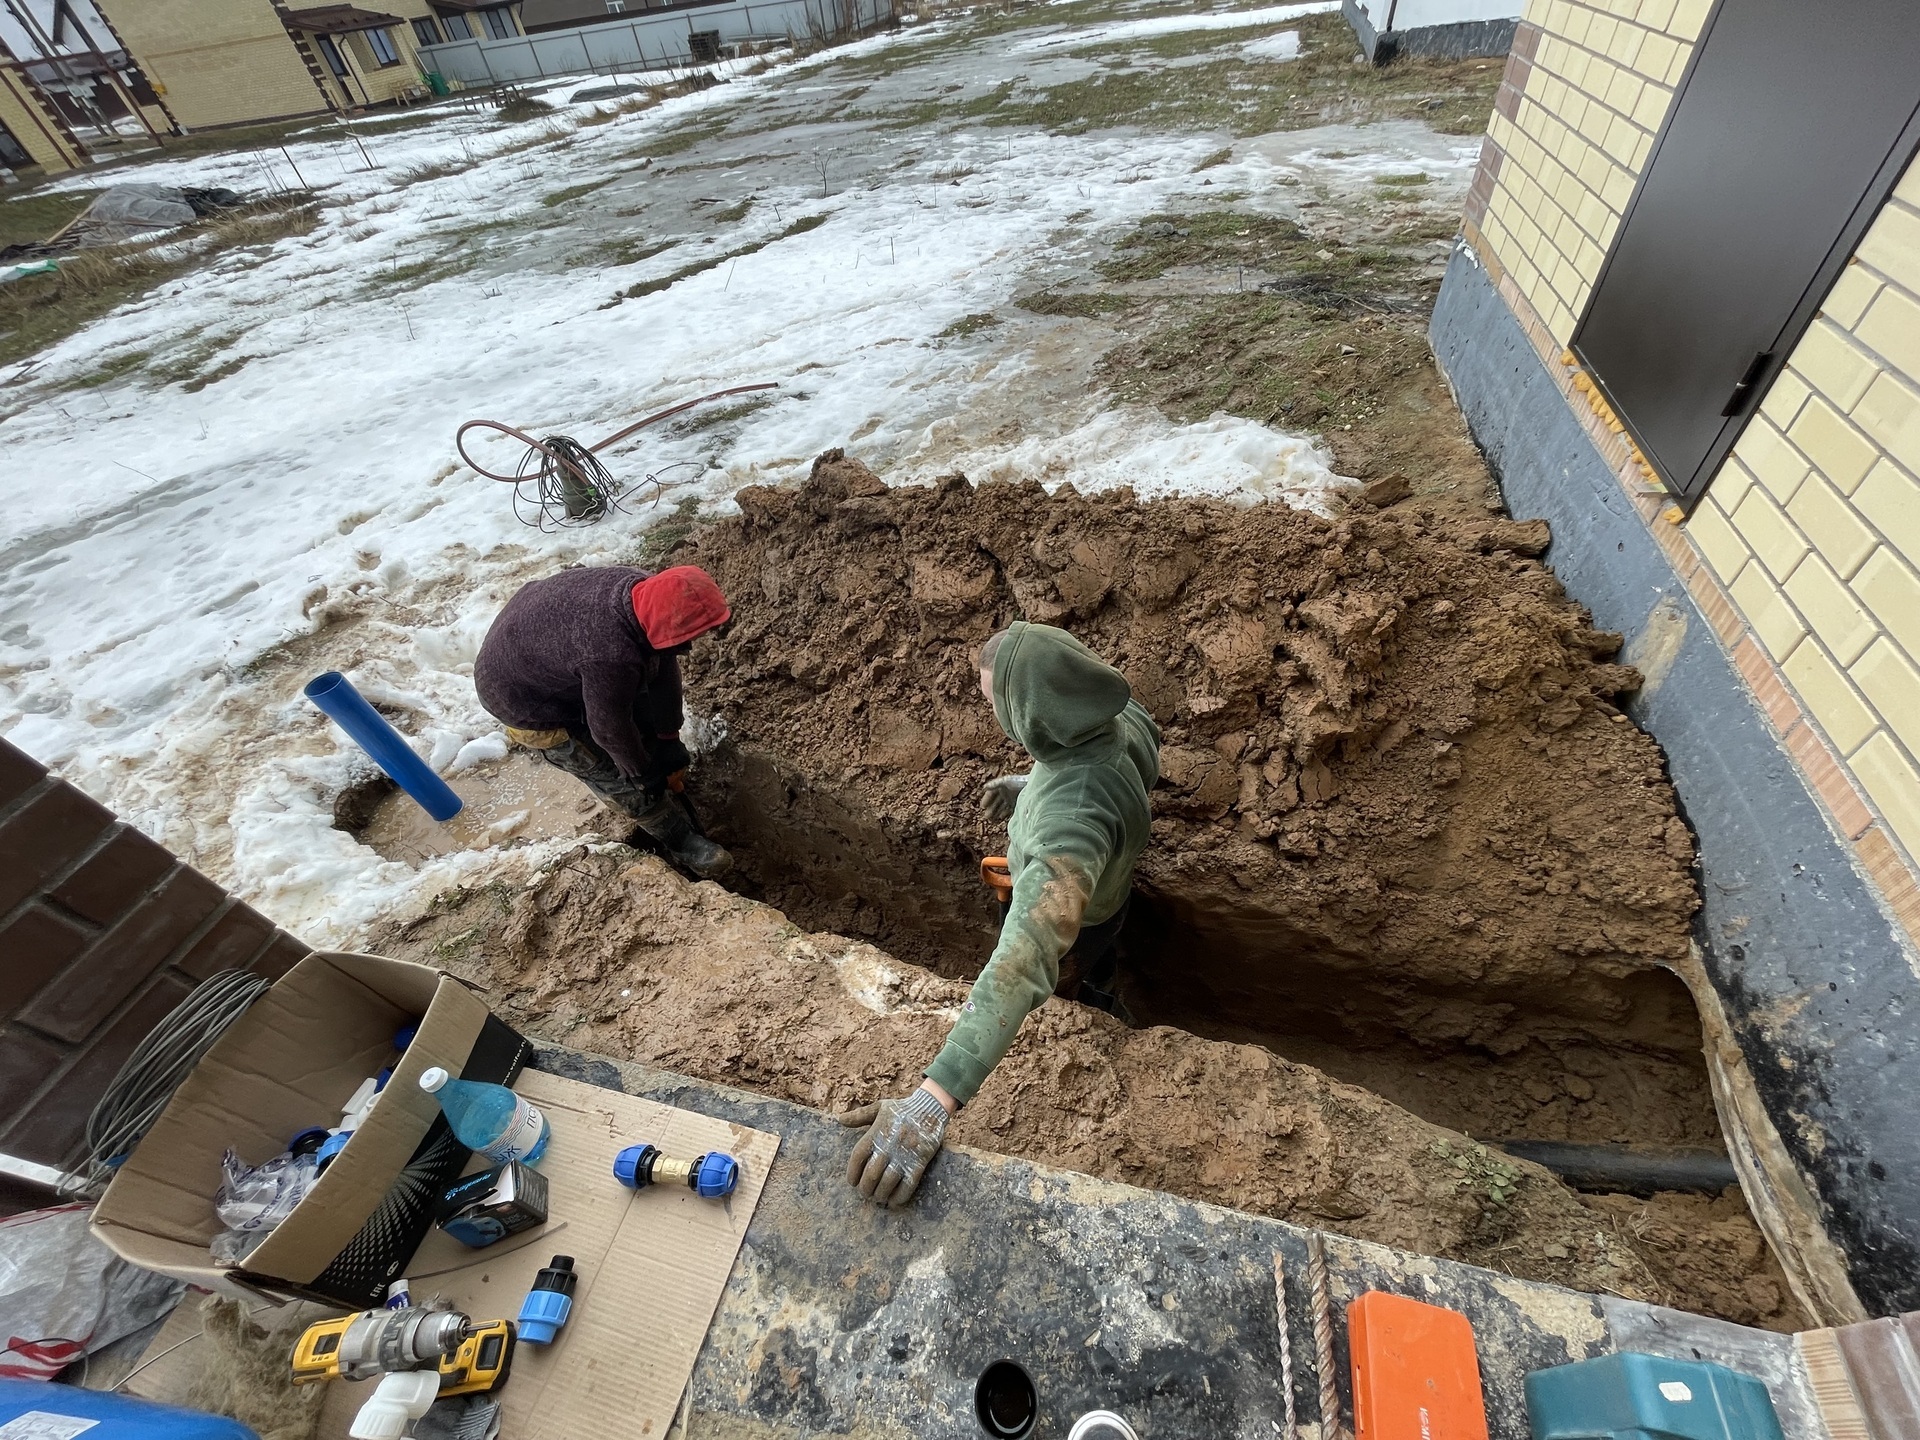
[473,566,682,778]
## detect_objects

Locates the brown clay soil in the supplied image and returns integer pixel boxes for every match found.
[374,850,1799,1330]
[670,452,1715,1154]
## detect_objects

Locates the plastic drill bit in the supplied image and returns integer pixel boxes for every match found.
[1308,1233,1343,1440]
[1274,1251,1297,1440]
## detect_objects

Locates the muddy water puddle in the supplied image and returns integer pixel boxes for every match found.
[350,751,614,863]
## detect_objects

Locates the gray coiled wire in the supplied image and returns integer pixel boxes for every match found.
[60,969,273,1198]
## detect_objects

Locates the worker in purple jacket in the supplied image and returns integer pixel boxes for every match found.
[475,564,732,877]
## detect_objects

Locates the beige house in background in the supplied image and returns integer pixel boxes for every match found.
[0,0,175,174]
[0,58,87,170]
[2,0,523,172]
[82,0,523,134]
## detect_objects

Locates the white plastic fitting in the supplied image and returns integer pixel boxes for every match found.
[349,1370,442,1440]
[341,1076,382,1132]
[1067,1412,1141,1440]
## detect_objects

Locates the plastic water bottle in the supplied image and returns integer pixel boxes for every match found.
[418,1068,550,1165]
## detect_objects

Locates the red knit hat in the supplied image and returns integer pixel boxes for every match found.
[631,566,731,648]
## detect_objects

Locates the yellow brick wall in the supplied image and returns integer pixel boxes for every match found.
[1477,0,1712,346]
[328,24,430,106]
[0,65,84,171]
[1459,4,1920,933]
[95,0,330,129]
[1689,156,1920,861]
[384,0,516,43]
[386,0,443,44]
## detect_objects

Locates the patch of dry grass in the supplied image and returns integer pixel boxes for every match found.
[0,198,319,371]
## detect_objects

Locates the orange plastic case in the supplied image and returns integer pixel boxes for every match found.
[1348,1291,1490,1440]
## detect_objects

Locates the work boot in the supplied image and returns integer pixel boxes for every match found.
[631,794,733,879]
[1077,982,1136,1027]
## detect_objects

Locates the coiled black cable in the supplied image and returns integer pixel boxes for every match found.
[457,382,779,532]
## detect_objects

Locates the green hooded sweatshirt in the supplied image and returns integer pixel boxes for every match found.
[924,622,1161,1106]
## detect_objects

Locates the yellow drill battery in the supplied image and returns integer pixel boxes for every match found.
[438,1319,515,1396]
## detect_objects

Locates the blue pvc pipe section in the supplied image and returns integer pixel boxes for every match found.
[304,671,463,822]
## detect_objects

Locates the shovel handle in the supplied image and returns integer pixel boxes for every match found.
[980,856,1013,903]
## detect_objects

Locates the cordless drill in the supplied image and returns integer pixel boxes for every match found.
[290,1306,515,1396]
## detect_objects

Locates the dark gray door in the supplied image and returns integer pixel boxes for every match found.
[1572,0,1920,506]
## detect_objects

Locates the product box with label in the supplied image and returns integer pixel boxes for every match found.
[91,952,531,1308]
[437,1159,549,1247]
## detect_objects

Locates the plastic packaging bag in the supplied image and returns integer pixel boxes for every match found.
[0,1203,183,1379]
[209,1147,318,1265]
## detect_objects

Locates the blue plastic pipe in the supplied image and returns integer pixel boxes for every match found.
[304,671,463,822]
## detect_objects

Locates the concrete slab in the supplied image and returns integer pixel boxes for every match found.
[533,1046,1818,1440]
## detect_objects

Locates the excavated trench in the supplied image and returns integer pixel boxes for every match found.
[672,450,1729,1159]
[363,450,1807,1327]
[688,742,1724,1156]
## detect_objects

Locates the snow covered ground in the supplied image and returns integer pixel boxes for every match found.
[1008,0,1335,51]
[0,1,1478,943]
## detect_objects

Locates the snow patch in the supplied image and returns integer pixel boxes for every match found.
[1013,1,1337,51]
[1241,28,1301,60]
[450,732,510,773]
[941,406,1354,512]
[825,942,962,1018]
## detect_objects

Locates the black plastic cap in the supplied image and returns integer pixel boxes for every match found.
[534,1254,579,1297]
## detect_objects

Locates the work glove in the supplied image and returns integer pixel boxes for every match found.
[644,734,693,788]
[841,1087,950,1207]
[979,773,1029,823]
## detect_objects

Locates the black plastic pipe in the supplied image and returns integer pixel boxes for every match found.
[1492,1140,1739,1195]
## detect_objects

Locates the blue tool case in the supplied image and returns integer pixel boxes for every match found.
[1525,1352,1786,1440]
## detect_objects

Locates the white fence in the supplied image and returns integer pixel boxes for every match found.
[416,0,893,86]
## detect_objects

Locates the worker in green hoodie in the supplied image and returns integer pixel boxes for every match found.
[843,621,1161,1207]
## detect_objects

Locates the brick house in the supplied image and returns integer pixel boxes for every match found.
[409,0,525,46]
[0,0,174,175]
[1432,0,1920,1319]
[0,59,85,170]
[84,0,520,131]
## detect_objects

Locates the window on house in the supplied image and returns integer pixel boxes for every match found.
[317,33,349,76]
[606,1,624,11]
[412,16,441,44]
[442,12,472,38]
[366,26,400,64]
[482,7,512,37]
[0,122,31,169]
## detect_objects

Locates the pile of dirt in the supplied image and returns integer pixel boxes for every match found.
[670,452,1710,1150]
[373,849,1798,1330]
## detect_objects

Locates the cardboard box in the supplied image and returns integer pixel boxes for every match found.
[124,1070,782,1440]
[92,951,532,1308]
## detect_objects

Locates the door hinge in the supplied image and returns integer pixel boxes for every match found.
[1721,350,1775,417]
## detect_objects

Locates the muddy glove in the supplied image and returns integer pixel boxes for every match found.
[647,734,692,783]
[841,1087,950,1207]
[979,773,1029,823]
